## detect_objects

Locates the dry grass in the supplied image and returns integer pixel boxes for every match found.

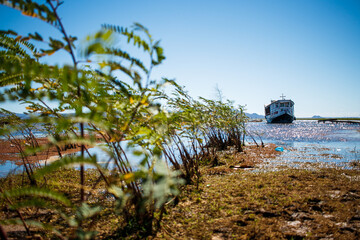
[0,168,120,239]
[1,144,359,239]
[155,146,360,240]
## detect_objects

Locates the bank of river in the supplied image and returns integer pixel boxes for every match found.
[155,121,360,239]
[1,121,360,239]
[246,120,360,170]
[1,120,359,178]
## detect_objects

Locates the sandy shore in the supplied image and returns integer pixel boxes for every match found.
[0,137,89,165]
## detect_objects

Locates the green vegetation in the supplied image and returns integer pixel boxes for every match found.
[0,1,248,239]
[2,1,358,239]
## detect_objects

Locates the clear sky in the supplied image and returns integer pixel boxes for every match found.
[1,0,360,117]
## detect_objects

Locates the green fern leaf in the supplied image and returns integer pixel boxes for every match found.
[0,219,63,238]
[35,155,100,178]
[102,24,150,52]
[1,187,72,207]
[104,48,149,74]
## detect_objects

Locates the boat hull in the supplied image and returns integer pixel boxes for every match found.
[265,97,295,124]
[266,113,294,123]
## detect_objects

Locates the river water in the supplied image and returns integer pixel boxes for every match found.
[246,120,360,170]
[1,120,360,177]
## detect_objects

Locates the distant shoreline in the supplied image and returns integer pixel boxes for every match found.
[0,137,93,165]
[247,117,360,122]
[296,117,360,121]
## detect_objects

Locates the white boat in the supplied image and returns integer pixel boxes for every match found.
[264,94,295,123]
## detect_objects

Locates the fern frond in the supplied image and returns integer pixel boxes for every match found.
[9,198,62,211]
[1,187,72,207]
[102,24,150,52]
[0,33,32,59]
[105,61,141,82]
[104,48,149,74]
[152,45,166,66]
[132,22,150,36]
[0,72,24,87]
[0,50,27,64]
[18,37,38,56]
[0,0,59,29]
[0,219,63,239]
[35,155,101,178]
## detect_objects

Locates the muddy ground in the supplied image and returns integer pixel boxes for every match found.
[0,143,359,239]
[155,145,360,240]
[0,138,91,165]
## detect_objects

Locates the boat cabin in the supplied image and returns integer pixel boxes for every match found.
[264,94,295,123]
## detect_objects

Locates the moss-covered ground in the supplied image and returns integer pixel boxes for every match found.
[1,144,359,239]
[155,168,360,239]
[155,145,360,239]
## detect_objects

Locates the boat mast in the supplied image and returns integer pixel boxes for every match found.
[280,93,286,100]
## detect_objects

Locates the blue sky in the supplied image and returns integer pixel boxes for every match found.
[1,0,360,117]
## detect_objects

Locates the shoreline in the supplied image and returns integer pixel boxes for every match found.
[1,143,359,239]
[0,137,93,166]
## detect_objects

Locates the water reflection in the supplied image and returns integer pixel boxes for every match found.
[246,120,360,142]
[246,121,360,170]
[0,160,24,176]
[1,121,359,177]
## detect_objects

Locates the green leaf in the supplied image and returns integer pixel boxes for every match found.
[35,155,100,178]
[0,219,63,238]
[49,37,65,50]
[28,32,43,41]
[76,203,102,221]
[1,187,72,207]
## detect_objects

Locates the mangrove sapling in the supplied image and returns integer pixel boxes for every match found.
[7,134,37,186]
[255,132,265,148]
[199,98,247,153]
[176,135,201,185]
[80,20,185,237]
[0,0,245,238]
[0,1,89,201]
[81,24,180,230]
[247,131,260,147]
[163,85,248,185]
[0,111,40,186]
[229,126,244,152]
[163,88,206,185]
[48,0,87,202]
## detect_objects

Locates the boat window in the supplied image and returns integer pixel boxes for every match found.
[265,106,270,115]
[285,102,289,107]
[280,103,284,107]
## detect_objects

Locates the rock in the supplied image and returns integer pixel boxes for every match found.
[282,220,310,238]
[286,220,301,228]
[328,190,341,199]
[323,214,334,219]
[291,212,313,220]
[211,234,223,240]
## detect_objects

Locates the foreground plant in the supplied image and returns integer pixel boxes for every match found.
[162,84,247,186]
[0,0,250,238]
[0,0,183,238]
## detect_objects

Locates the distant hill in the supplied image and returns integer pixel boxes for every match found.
[312,115,322,118]
[0,113,29,119]
[245,113,264,119]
